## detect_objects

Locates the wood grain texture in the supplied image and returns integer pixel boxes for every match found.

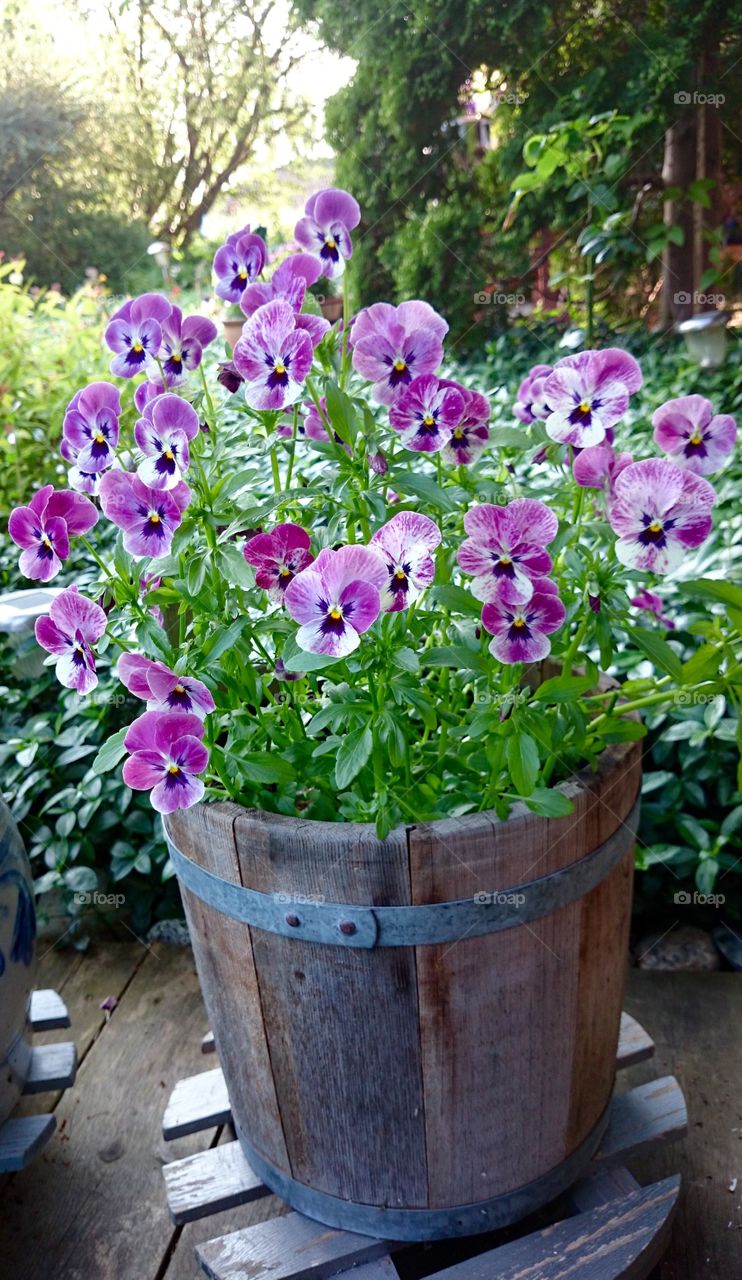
[164,1139,269,1223]
[0,1113,56,1171]
[616,1012,654,1070]
[196,1209,387,1280]
[28,989,70,1031]
[163,1068,231,1139]
[595,1076,687,1167]
[21,1042,76,1094]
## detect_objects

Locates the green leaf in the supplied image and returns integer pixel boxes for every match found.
[334,725,373,790]
[628,627,682,681]
[524,788,575,817]
[92,727,128,776]
[506,732,539,796]
[488,426,529,448]
[679,579,742,611]
[137,614,173,663]
[283,646,341,673]
[532,674,595,704]
[429,584,481,617]
[218,543,253,588]
[391,646,420,674]
[681,643,722,684]
[241,754,296,785]
[203,617,249,661]
[424,645,491,675]
[324,382,358,445]
[390,471,456,512]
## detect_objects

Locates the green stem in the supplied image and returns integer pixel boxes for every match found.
[270,449,282,495]
[199,363,217,434]
[285,405,299,490]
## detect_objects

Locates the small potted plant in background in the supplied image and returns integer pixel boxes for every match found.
[8,184,739,1241]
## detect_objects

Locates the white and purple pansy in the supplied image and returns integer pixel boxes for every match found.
[370,511,442,612]
[543,348,643,448]
[294,188,361,279]
[457,499,559,606]
[213,227,267,304]
[155,306,218,385]
[572,443,633,494]
[243,523,315,601]
[514,364,553,424]
[350,301,448,405]
[62,381,121,477]
[8,485,98,582]
[232,300,314,411]
[652,394,737,476]
[284,544,387,657]
[122,711,209,814]
[440,384,490,466]
[134,393,200,491]
[608,457,716,574]
[240,253,323,317]
[134,379,168,413]
[481,577,566,664]
[104,292,172,379]
[34,586,107,695]
[98,470,191,559]
[389,375,464,454]
[117,653,215,718]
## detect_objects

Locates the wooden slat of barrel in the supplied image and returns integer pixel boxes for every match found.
[408,739,642,1208]
[167,803,289,1171]
[231,812,428,1207]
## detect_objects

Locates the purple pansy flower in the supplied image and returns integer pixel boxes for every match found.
[134,379,168,413]
[155,307,218,385]
[652,395,737,477]
[232,300,314,411]
[134,393,200,490]
[243,523,314,600]
[9,485,98,582]
[240,253,323,317]
[608,457,716,574]
[300,397,350,452]
[389,375,464,453]
[351,301,448,405]
[294,311,331,348]
[440,384,490,465]
[98,470,190,558]
[294,188,361,279]
[543,349,643,447]
[573,443,633,493]
[630,589,675,630]
[117,653,215,717]
[122,711,208,814]
[370,511,441,612]
[62,382,121,477]
[514,364,553,424]
[104,293,172,379]
[284,545,387,657]
[213,227,267,304]
[458,499,559,605]
[59,437,102,496]
[481,579,566,664]
[35,586,107,694]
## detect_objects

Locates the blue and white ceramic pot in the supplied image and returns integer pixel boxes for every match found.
[0,798,36,1126]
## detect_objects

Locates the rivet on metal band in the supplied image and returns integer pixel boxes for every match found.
[164,792,639,950]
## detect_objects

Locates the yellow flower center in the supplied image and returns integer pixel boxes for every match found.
[238,270,247,280]
[94,432,105,444]
[325,236,337,250]
[174,683,185,694]
[422,414,435,426]
[648,520,663,534]
[453,428,464,439]
[393,358,407,372]
[394,569,406,580]
[579,400,591,413]
[149,513,161,525]
[171,353,182,364]
[274,361,286,376]
[132,342,144,353]
[164,449,175,461]
[41,535,53,548]
[689,432,703,445]
[500,555,512,567]
[329,607,343,621]
[168,764,180,775]
[512,617,526,629]
[279,568,291,579]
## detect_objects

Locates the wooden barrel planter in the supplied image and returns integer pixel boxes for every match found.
[0,799,36,1127]
[164,735,641,1241]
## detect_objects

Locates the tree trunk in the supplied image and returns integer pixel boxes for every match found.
[660,113,696,327]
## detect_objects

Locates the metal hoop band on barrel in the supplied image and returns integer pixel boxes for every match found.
[164,793,639,949]
[234,1106,610,1240]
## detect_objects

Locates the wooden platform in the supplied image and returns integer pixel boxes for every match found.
[0,941,739,1279]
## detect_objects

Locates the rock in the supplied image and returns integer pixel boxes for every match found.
[146,918,192,946]
[635,925,720,971]
[713,924,742,971]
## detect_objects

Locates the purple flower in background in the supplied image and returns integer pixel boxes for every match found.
[117,653,215,717]
[458,499,558,605]
[294,189,361,279]
[300,397,350,452]
[99,470,190,558]
[123,711,208,814]
[389,375,464,453]
[233,300,314,411]
[572,443,633,493]
[156,307,218,384]
[514,364,553,424]
[543,349,643,447]
[243,522,314,600]
[630,589,675,630]
[104,293,172,378]
[35,586,107,694]
[608,458,716,574]
[481,579,566,664]
[62,382,121,477]
[440,385,490,465]
[652,395,737,476]
[275,656,303,682]
[9,485,98,581]
[351,301,448,405]
[213,227,267,304]
[134,393,200,490]
[370,511,441,612]
[284,545,387,657]
[240,253,323,317]
[134,379,168,413]
[217,361,244,394]
[294,312,331,349]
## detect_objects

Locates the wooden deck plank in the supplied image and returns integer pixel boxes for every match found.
[196,1208,387,1280]
[163,1068,231,1139]
[164,1140,269,1223]
[593,1076,687,1167]
[21,1042,77,1094]
[0,1115,56,1172]
[616,1010,655,1069]
[29,989,71,1031]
